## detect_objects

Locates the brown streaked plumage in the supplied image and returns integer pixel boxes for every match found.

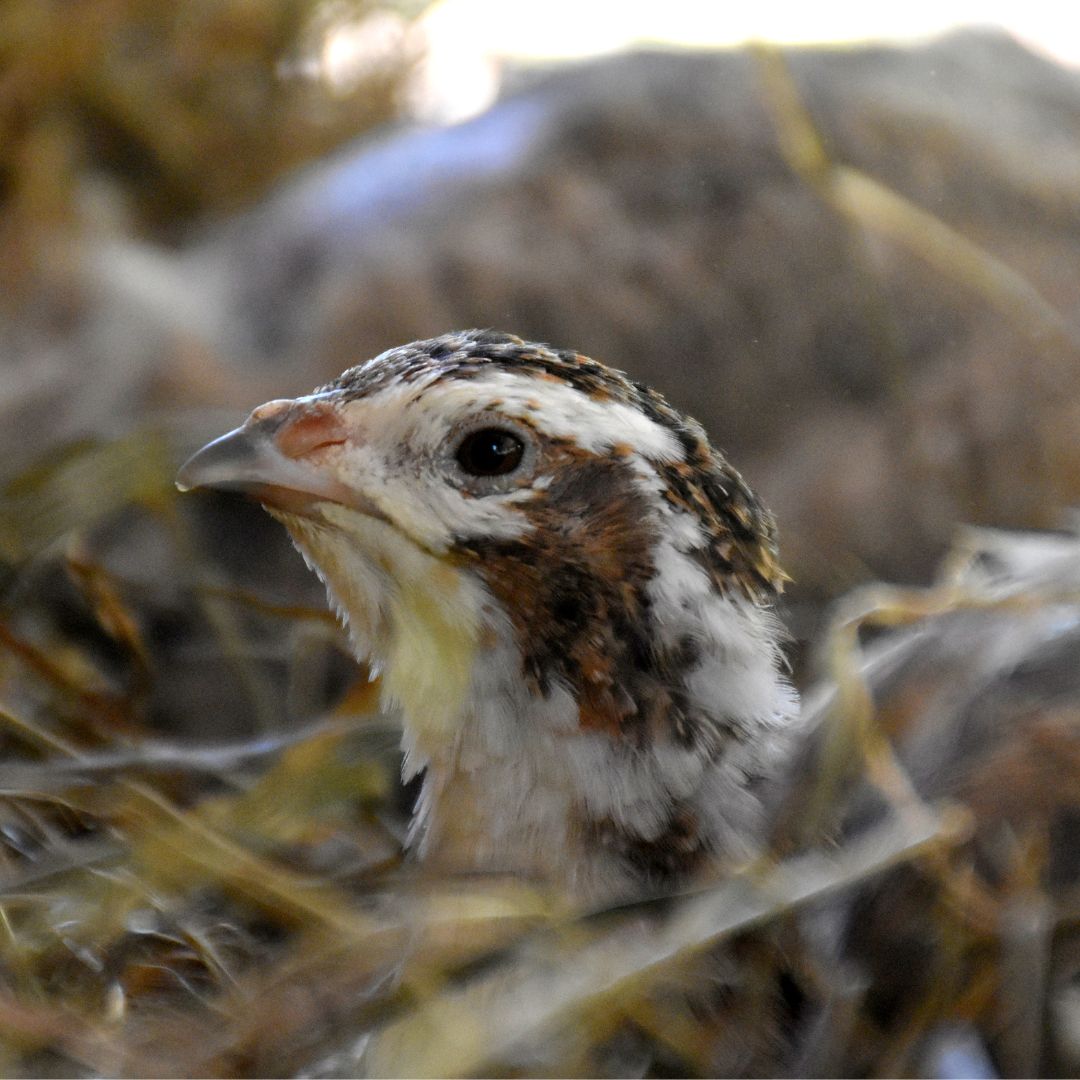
[178,330,800,904]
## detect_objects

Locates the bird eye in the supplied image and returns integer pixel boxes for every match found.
[455,428,525,477]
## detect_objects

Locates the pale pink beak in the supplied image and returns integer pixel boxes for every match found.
[177,395,360,514]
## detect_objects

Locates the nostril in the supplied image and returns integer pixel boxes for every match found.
[272,403,349,460]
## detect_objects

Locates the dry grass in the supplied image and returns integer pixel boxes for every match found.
[0,0,416,299]
[2,432,1080,1076]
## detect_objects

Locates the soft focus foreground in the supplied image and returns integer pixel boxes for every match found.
[3,7,1080,1075]
[5,496,1080,1075]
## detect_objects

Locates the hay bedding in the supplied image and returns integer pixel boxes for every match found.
[1,443,1078,1076]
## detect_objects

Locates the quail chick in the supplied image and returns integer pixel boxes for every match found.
[178,330,799,907]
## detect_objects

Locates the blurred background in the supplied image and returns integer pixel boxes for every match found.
[6,0,1080,647]
[4,2,1080,1074]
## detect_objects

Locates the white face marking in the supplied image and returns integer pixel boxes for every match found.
[293,369,684,557]
[423,371,683,459]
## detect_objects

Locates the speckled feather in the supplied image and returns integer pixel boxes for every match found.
[183,330,800,904]
[324,330,787,601]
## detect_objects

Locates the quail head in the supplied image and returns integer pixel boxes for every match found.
[178,331,799,905]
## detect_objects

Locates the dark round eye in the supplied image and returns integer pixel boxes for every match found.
[455,428,525,477]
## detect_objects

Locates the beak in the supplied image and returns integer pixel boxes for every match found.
[176,396,359,513]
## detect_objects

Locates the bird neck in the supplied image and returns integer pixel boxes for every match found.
[397,575,799,907]
[284,509,798,905]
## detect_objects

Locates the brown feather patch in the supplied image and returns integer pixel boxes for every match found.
[456,449,661,742]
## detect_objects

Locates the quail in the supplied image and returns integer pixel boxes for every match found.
[178,330,799,906]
